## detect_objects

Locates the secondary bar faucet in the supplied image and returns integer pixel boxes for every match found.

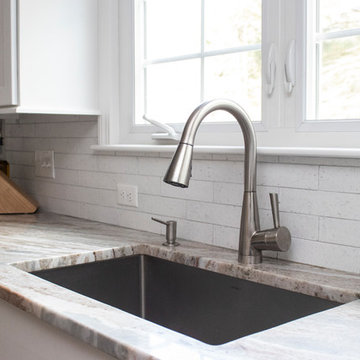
[163,99,291,264]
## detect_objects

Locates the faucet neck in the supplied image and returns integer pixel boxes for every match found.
[180,99,257,192]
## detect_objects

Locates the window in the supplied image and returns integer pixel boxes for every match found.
[98,0,360,149]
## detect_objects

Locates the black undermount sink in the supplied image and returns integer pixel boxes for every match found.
[31,255,339,345]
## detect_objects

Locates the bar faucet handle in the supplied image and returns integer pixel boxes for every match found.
[252,193,291,253]
[151,217,179,247]
[269,193,280,228]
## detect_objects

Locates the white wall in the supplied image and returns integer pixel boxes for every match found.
[4,115,360,274]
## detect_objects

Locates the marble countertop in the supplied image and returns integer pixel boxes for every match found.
[0,212,359,359]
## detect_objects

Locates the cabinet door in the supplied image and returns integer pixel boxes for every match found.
[0,0,17,107]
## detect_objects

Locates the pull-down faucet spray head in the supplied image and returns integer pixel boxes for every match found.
[164,98,257,192]
[163,142,193,188]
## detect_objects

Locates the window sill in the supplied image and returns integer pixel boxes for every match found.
[91,144,360,158]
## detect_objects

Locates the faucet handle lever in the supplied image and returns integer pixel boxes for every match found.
[252,193,291,253]
[269,193,280,228]
[151,217,179,247]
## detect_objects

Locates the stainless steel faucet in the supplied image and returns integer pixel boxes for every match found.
[163,99,291,264]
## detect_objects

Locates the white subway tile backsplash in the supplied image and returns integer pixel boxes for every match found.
[65,185,101,205]
[187,201,241,228]
[319,217,360,248]
[258,163,318,189]
[79,170,116,190]
[280,212,319,241]
[259,209,275,229]
[192,160,244,183]
[161,179,213,202]
[22,137,51,152]
[213,182,242,206]
[76,138,98,154]
[139,194,187,219]
[4,137,24,151]
[56,153,97,171]
[22,137,96,155]
[5,117,360,273]
[213,225,239,250]
[36,195,84,219]
[176,219,213,245]
[95,188,118,208]
[19,113,97,124]
[213,183,277,209]
[34,121,97,138]
[278,237,360,274]
[10,164,27,179]
[5,124,35,138]
[6,151,34,166]
[33,181,68,199]
[117,208,161,234]
[137,157,169,176]
[280,188,360,221]
[320,166,360,193]
[78,171,161,196]
[82,203,119,226]
[96,155,137,174]
[115,174,161,195]
[49,169,79,186]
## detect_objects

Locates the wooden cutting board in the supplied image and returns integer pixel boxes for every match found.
[0,171,38,214]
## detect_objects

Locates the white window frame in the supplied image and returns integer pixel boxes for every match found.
[297,0,360,133]
[97,0,360,151]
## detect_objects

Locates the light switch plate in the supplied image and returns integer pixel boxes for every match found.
[35,150,55,178]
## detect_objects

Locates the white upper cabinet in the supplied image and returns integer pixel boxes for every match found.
[0,0,17,107]
[0,0,99,115]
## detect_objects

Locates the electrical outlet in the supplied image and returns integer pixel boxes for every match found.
[35,150,55,178]
[117,184,138,207]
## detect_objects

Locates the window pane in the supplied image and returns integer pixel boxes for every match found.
[204,0,261,51]
[318,35,360,119]
[319,0,360,33]
[137,0,262,126]
[204,51,261,121]
[145,0,201,59]
[145,60,201,123]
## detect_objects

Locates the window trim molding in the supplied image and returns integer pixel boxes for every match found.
[91,143,360,159]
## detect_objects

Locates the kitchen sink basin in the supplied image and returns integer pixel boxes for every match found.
[32,255,339,345]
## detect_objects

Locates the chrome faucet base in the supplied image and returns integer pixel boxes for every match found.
[238,254,262,265]
[162,241,180,247]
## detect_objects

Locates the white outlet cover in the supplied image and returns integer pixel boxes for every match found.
[117,184,138,207]
[35,150,55,178]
